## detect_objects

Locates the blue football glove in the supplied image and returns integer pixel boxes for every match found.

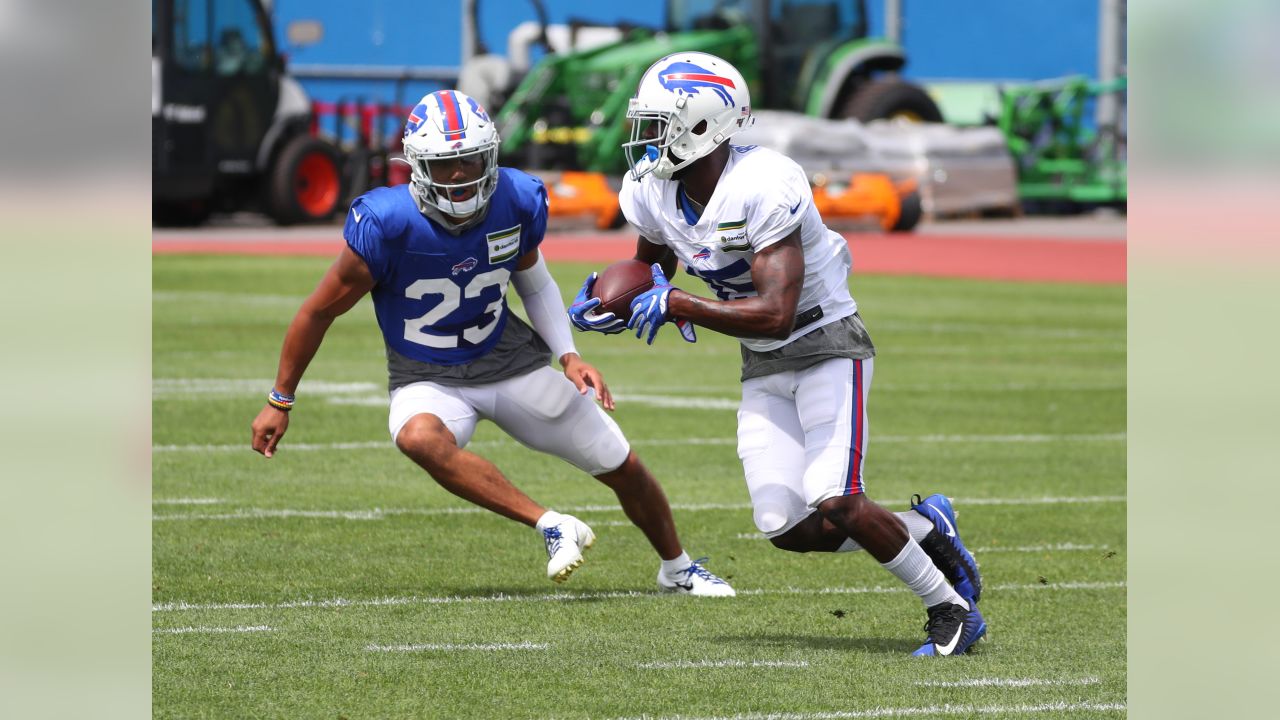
[628,263,697,345]
[568,272,626,334]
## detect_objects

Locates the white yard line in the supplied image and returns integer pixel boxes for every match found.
[153,496,1124,522]
[973,543,1113,553]
[152,432,1125,453]
[365,641,547,652]
[154,440,392,453]
[324,394,742,410]
[608,701,1126,720]
[733,534,1116,554]
[874,321,1124,340]
[914,677,1100,688]
[152,378,381,397]
[152,580,1124,613]
[153,377,1123,396]
[153,625,273,635]
[153,291,305,307]
[152,497,224,505]
[638,660,810,669]
[951,495,1125,505]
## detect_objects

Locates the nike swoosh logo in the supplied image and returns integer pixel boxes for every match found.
[353,210,363,223]
[936,511,957,538]
[674,582,694,591]
[789,200,802,214]
[937,620,964,656]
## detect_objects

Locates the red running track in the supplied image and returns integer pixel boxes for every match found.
[153,231,1125,285]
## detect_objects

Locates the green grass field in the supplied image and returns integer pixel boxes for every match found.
[153,254,1126,719]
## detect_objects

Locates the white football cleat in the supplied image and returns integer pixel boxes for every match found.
[657,557,736,597]
[543,515,596,583]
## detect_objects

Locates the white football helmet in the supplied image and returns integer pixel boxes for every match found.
[402,90,500,217]
[623,52,754,181]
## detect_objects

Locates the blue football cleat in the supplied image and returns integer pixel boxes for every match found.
[912,602,987,657]
[911,493,983,604]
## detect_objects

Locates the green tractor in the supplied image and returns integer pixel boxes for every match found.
[490,0,942,174]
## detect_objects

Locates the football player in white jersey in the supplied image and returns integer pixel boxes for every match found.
[251,90,733,597]
[569,54,985,655]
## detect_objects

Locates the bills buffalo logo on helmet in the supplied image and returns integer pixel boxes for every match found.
[451,257,479,276]
[404,103,428,138]
[658,61,736,106]
[466,96,490,123]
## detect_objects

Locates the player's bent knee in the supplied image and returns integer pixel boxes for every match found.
[565,406,630,476]
[593,449,637,480]
[817,493,869,528]
[767,513,841,553]
[754,506,791,537]
[768,531,813,553]
[394,414,458,459]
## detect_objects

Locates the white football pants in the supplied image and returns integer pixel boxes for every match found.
[388,365,630,476]
[737,357,873,538]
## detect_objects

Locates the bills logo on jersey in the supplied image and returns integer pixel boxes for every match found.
[658,61,736,106]
[451,257,479,276]
[692,246,713,263]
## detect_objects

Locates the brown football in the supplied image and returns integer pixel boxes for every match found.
[591,259,655,321]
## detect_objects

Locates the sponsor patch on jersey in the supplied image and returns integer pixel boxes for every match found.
[451,257,479,276]
[486,225,522,264]
[715,218,750,251]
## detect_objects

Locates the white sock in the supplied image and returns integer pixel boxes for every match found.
[898,510,934,543]
[660,551,692,575]
[836,512,932,552]
[535,510,565,531]
[882,540,968,609]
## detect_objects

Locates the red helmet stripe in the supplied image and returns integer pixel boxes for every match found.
[435,91,466,141]
[661,73,736,88]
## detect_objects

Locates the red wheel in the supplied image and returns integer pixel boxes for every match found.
[267,134,345,224]
[293,150,340,218]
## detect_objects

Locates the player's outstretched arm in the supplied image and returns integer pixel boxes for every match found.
[251,247,375,458]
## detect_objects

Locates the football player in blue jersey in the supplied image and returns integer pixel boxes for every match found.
[250,90,734,596]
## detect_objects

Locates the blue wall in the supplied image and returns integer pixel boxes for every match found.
[874,0,1099,81]
[272,1,1100,107]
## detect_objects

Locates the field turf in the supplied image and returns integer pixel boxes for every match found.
[153,255,1126,719]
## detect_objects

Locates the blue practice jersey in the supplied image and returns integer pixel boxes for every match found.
[344,169,548,365]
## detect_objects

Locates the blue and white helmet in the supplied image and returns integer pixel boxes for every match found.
[623,52,754,181]
[402,90,500,217]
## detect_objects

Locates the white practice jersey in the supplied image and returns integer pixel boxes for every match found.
[619,144,858,352]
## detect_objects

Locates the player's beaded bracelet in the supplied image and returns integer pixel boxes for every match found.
[267,389,295,412]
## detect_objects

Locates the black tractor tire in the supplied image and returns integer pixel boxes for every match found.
[267,134,345,225]
[891,190,923,232]
[153,199,213,227]
[841,79,944,123]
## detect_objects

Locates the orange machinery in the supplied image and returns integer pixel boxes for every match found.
[541,171,920,232]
